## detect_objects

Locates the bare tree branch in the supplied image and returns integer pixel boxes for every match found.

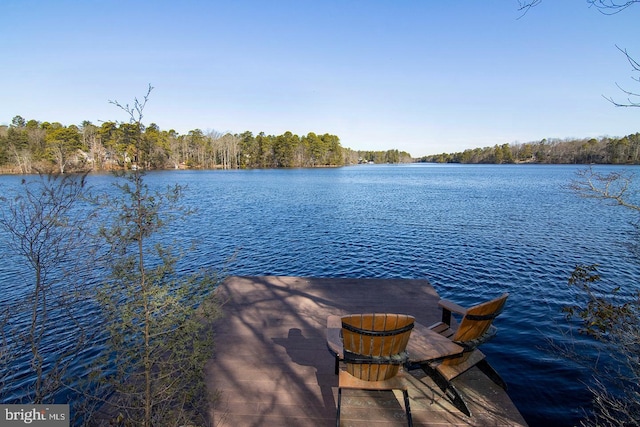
[588,0,639,15]
[604,46,640,107]
[109,84,154,126]
[516,0,542,19]
[517,1,639,16]
[570,167,640,211]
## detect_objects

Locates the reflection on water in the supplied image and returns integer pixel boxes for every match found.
[1,164,639,426]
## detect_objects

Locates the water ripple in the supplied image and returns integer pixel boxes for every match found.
[2,165,640,426]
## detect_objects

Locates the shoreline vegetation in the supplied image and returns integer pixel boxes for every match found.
[0,115,412,175]
[2,115,639,174]
[419,132,640,165]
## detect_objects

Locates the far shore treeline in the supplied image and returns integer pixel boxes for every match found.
[3,115,640,174]
[419,132,640,165]
[0,115,412,174]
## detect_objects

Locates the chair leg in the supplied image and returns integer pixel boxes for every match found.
[442,382,470,417]
[421,364,471,417]
[335,354,339,375]
[477,359,508,390]
[402,389,413,427]
[336,387,342,427]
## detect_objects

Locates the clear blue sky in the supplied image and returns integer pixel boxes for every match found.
[2,1,639,157]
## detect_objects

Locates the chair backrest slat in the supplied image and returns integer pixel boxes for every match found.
[341,313,414,381]
[451,293,508,345]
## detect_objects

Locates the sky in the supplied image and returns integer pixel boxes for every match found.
[2,1,639,157]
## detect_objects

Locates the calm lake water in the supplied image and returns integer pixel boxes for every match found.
[2,163,639,425]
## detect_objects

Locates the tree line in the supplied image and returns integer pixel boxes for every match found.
[0,115,413,174]
[420,132,640,165]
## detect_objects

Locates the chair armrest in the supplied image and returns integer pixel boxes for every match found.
[326,315,343,359]
[438,299,467,326]
[438,299,468,315]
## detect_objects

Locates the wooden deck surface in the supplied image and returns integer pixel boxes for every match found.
[206,276,528,426]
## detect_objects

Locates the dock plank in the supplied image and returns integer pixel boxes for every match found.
[206,276,527,426]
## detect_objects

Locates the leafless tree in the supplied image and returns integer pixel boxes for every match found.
[0,173,96,404]
[9,144,32,174]
[218,133,240,169]
[571,167,640,211]
[518,0,639,15]
[516,0,542,18]
[564,168,640,426]
[605,46,640,108]
[517,1,640,109]
[587,0,640,14]
[206,129,223,169]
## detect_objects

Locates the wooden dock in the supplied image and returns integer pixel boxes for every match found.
[206,276,528,426]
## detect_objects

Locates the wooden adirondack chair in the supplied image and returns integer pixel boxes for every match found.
[335,313,415,427]
[419,293,509,417]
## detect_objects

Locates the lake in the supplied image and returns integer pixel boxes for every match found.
[1,163,639,426]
